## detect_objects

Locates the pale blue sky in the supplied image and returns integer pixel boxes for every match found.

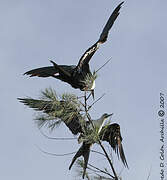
[0,0,167,179]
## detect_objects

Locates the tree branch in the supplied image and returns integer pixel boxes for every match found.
[88,93,105,111]
[98,141,118,180]
[39,129,77,140]
[91,150,106,157]
[83,92,119,180]
[88,163,114,178]
[36,145,76,157]
[95,57,112,73]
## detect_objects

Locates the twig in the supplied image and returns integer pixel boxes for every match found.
[88,93,106,110]
[39,129,77,140]
[84,92,119,180]
[98,141,118,180]
[85,173,91,180]
[91,150,106,157]
[36,145,76,157]
[86,92,92,101]
[83,92,94,127]
[88,163,114,178]
[95,58,112,73]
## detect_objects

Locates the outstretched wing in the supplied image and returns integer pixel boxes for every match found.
[18,98,54,113]
[100,123,128,168]
[77,2,124,69]
[99,2,124,43]
[24,66,57,77]
[18,97,84,135]
[24,62,75,78]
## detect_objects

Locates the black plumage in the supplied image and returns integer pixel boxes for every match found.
[18,92,128,179]
[24,2,124,95]
[18,97,83,135]
[69,143,91,179]
[100,123,128,168]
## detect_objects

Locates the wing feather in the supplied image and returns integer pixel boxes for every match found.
[100,123,128,168]
[77,2,124,68]
[18,97,83,135]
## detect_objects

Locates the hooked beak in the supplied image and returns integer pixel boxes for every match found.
[91,90,94,99]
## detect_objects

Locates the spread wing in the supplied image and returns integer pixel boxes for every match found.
[18,97,84,135]
[77,2,124,69]
[24,66,58,77]
[24,61,75,78]
[100,123,128,168]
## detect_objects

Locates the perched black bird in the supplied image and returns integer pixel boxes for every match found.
[24,2,124,97]
[69,113,114,179]
[68,116,128,179]
[18,95,128,178]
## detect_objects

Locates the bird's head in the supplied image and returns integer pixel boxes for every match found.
[101,113,113,120]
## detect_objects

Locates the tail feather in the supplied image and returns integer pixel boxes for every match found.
[118,140,128,168]
[69,143,91,179]
[69,146,83,170]
[82,147,90,179]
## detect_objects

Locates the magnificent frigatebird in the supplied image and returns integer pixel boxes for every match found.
[24,2,124,97]
[18,95,128,179]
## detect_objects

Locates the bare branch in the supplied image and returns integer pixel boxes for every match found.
[83,92,119,180]
[88,93,106,111]
[98,141,118,180]
[95,57,112,73]
[36,145,76,157]
[88,163,114,178]
[91,150,106,157]
[39,129,77,140]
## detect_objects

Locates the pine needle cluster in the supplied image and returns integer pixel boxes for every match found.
[18,88,83,131]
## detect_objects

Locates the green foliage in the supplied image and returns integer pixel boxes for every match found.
[18,87,121,179]
[78,125,101,145]
[35,115,62,131]
[18,88,83,131]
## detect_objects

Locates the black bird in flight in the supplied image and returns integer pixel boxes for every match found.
[24,2,124,97]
